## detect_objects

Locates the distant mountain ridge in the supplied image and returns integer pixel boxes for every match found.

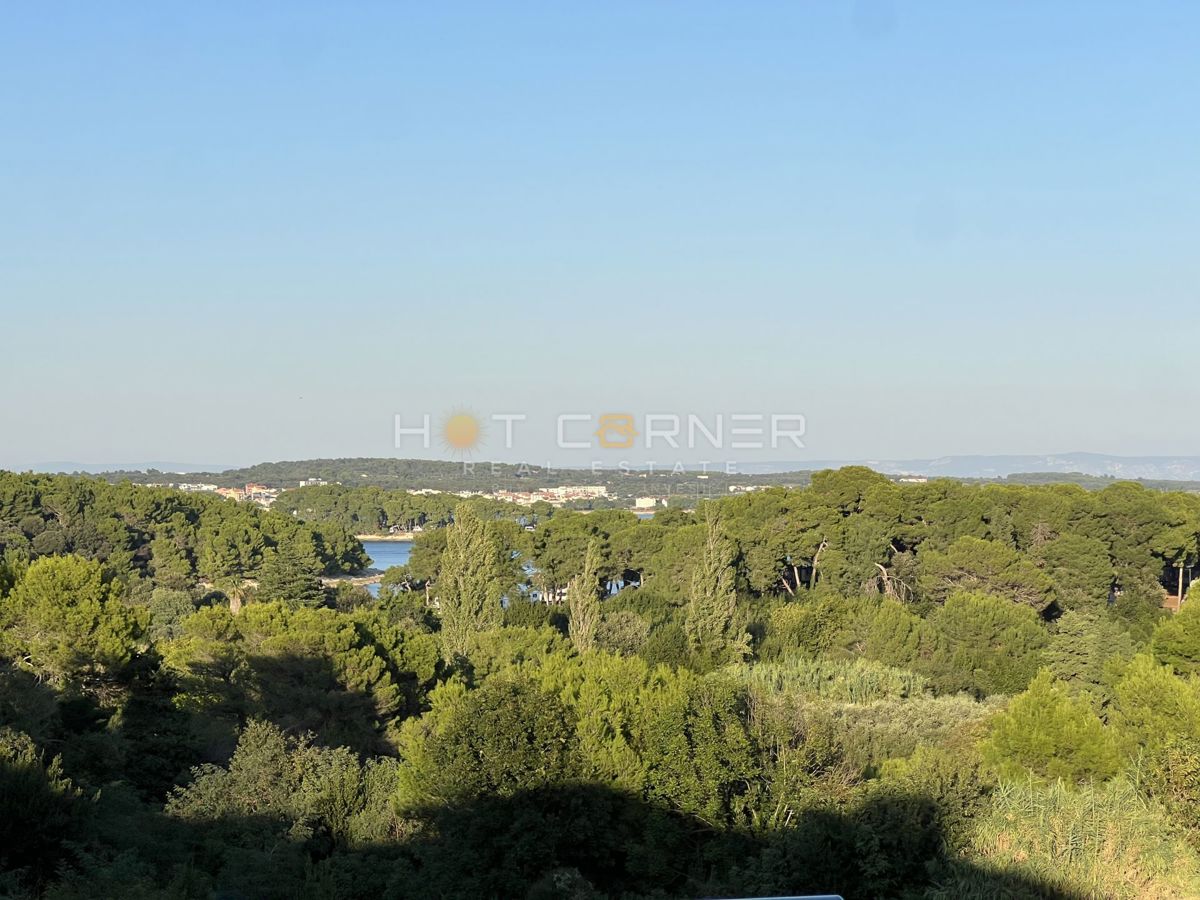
[28,461,237,475]
[745,453,1200,481]
[23,452,1200,483]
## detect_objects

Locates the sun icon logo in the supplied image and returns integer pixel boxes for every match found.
[440,410,484,455]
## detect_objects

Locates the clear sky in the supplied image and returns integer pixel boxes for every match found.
[2,1,1197,469]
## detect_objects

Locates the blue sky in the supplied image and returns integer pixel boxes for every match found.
[2,2,1197,468]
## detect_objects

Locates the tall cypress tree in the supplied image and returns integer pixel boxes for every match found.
[568,540,602,653]
[685,508,748,666]
[437,504,504,661]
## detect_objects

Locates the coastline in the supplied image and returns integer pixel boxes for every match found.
[355,533,415,542]
[322,571,384,585]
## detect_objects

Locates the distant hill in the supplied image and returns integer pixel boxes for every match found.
[27,453,1200,495]
[29,461,237,475]
[70,457,815,498]
[752,453,1200,482]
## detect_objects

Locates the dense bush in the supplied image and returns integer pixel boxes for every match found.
[982,669,1120,782]
[955,778,1200,899]
[736,656,930,703]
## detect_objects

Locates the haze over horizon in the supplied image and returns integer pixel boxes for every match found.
[4,2,1198,468]
[18,450,1200,487]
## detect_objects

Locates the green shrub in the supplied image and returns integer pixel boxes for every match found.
[757,596,849,660]
[947,777,1200,899]
[823,694,1000,770]
[736,656,930,704]
[0,727,81,889]
[1143,734,1200,834]
[924,591,1047,697]
[1112,653,1200,756]
[982,669,1119,782]
[859,599,935,671]
[879,744,992,850]
[394,675,581,810]
[594,609,650,656]
[1046,608,1135,705]
[1152,601,1200,676]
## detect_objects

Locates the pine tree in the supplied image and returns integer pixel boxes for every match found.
[981,668,1119,782]
[926,591,1047,696]
[568,540,602,653]
[863,599,936,670]
[256,541,326,607]
[0,555,143,683]
[437,504,504,661]
[149,534,194,590]
[1112,653,1200,754]
[1152,601,1200,676]
[1047,608,1134,700]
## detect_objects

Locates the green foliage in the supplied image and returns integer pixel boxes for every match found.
[918,536,1054,609]
[461,625,570,683]
[147,588,197,642]
[405,527,448,587]
[924,591,1047,696]
[1046,608,1134,703]
[734,781,949,899]
[1034,533,1114,608]
[683,510,749,668]
[196,518,266,580]
[879,745,992,850]
[567,540,602,653]
[0,472,366,584]
[395,676,581,810]
[821,695,1002,770]
[636,673,761,828]
[541,650,651,787]
[594,609,649,656]
[502,596,555,629]
[639,619,690,669]
[1151,600,1200,676]
[166,720,400,898]
[168,720,369,842]
[1112,570,1170,641]
[148,534,194,590]
[0,555,144,684]
[851,593,1047,698]
[982,669,1120,782]
[6,470,1200,898]
[737,656,930,704]
[436,505,505,661]
[947,777,1200,900]
[160,601,420,756]
[0,553,24,598]
[858,598,937,670]
[757,594,848,660]
[1111,653,1200,755]
[1143,734,1200,834]
[255,540,326,607]
[0,727,81,889]
[531,510,621,595]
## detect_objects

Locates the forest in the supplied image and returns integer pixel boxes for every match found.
[5,467,1200,898]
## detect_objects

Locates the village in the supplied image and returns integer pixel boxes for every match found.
[150,476,772,512]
